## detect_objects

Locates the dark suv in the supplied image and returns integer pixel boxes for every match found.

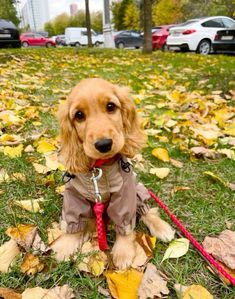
[0,19,21,48]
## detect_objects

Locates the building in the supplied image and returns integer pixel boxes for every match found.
[21,0,50,31]
[70,3,78,16]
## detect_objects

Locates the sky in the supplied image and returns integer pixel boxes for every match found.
[19,0,104,20]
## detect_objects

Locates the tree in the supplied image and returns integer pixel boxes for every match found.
[112,0,134,30]
[153,0,183,25]
[85,0,92,47]
[142,0,152,54]
[0,0,20,25]
[91,11,102,33]
[53,13,70,35]
[124,1,140,30]
[44,21,55,37]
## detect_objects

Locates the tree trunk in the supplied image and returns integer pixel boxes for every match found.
[85,0,92,47]
[142,0,152,54]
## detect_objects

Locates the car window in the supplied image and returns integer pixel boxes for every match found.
[121,32,130,36]
[131,32,140,37]
[0,19,16,29]
[34,34,44,38]
[24,34,34,38]
[201,18,224,28]
[81,31,87,36]
[222,18,235,28]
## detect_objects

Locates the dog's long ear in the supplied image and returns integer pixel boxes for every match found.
[114,85,147,158]
[57,100,91,173]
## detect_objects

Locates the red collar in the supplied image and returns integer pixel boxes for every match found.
[93,157,114,168]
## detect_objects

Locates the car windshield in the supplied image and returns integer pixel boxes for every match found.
[0,19,16,29]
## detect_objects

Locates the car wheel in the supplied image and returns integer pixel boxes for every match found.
[74,42,81,47]
[197,39,211,55]
[46,42,53,48]
[94,41,100,47]
[22,41,29,48]
[161,43,168,52]
[117,42,125,49]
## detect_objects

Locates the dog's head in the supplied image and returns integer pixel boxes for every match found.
[58,78,146,173]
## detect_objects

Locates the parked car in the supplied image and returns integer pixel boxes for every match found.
[20,33,56,48]
[213,26,235,53]
[0,19,21,48]
[152,25,176,51]
[167,16,235,54]
[55,34,66,46]
[114,30,143,49]
[65,27,103,47]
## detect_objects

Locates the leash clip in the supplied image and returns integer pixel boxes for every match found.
[91,168,103,202]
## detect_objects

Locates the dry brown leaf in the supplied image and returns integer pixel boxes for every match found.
[149,167,170,179]
[132,232,154,269]
[0,287,22,299]
[138,263,169,299]
[20,253,44,275]
[203,230,235,270]
[190,147,217,159]
[170,158,183,168]
[6,224,48,252]
[171,186,191,197]
[0,239,20,273]
[14,198,44,213]
[21,285,74,299]
[105,269,143,299]
[33,162,50,174]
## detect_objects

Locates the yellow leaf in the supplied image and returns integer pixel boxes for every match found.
[45,152,60,170]
[20,253,44,275]
[47,222,63,245]
[33,163,50,174]
[162,238,189,262]
[6,224,36,248]
[223,124,235,137]
[37,140,55,153]
[14,198,44,213]
[0,240,20,273]
[0,168,9,183]
[152,148,170,162]
[12,173,26,182]
[183,285,213,299]
[88,254,107,276]
[56,185,65,195]
[105,269,143,299]
[204,171,227,187]
[150,167,170,179]
[4,144,23,158]
[0,134,23,144]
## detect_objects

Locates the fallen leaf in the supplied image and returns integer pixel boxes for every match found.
[37,139,56,153]
[0,239,20,273]
[47,222,63,245]
[170,158,183,168]
[0,287,21,299]
[77,241,108,276]
[55,185,65,195]
[217,149,235,160]
[0,168,9,182]
[20,253,44,275]
[105,269,143,299]
[190,147,217,159]
[6,224,48,252]
[3,144,23,158]
[174,284,213,299]
[204,171,227,187]
[132,233,154,269]
[150,167,170,179]
[162,238,189,262]
[44,152,60,170]
[33,163,50,174]
[152,148,170,162]
[14,198,44,213]
[21,285,74,299]
[171,186,191,197]
[24,145,34,153]
[11,172,26,182]
[202,230,235,270]
[138,263,169,299]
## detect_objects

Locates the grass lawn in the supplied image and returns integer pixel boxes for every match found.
[0,48,234,298]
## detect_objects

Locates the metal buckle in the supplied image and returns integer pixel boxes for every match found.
[91,168,103,202]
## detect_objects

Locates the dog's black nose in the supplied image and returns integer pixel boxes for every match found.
[95,138,113,153]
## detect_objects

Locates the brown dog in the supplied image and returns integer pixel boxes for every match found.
[53,78,175,269]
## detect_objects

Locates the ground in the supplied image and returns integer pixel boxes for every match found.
[0,48,234,298]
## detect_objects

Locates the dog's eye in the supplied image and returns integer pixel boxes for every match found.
[106,102,116,113]
[75,111,85,121]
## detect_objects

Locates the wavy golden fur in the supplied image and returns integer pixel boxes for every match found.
[57,78,146,173]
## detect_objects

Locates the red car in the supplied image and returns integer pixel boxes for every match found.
[152,25,176,51]
[20,33,56,48]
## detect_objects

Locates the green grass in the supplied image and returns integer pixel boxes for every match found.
[0,48,234,298]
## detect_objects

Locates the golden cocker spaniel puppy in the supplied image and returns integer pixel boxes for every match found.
[53,78,175,269]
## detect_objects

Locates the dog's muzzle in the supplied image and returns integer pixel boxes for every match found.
[95,138,113,153]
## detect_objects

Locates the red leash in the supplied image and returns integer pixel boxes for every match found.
[148,190,235,286]
[91,159,235,285]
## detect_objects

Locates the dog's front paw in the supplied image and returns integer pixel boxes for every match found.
[112,233,136,270]
[141,208,175,242]
[50,232,86,261]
